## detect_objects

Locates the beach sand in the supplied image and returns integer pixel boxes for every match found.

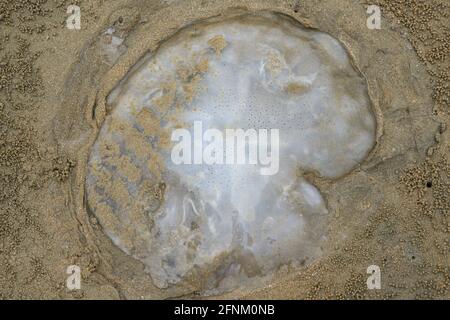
[0,0,448,299]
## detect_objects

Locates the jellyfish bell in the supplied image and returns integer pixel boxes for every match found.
[86,12,376,294]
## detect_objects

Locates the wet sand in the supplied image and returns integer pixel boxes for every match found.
[0,0,448,299]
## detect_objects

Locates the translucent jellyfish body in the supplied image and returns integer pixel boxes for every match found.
[86,12,376,293]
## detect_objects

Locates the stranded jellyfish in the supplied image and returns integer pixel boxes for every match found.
[86,12,376,293]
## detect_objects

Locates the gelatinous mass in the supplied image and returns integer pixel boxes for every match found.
[86,12,376,293]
